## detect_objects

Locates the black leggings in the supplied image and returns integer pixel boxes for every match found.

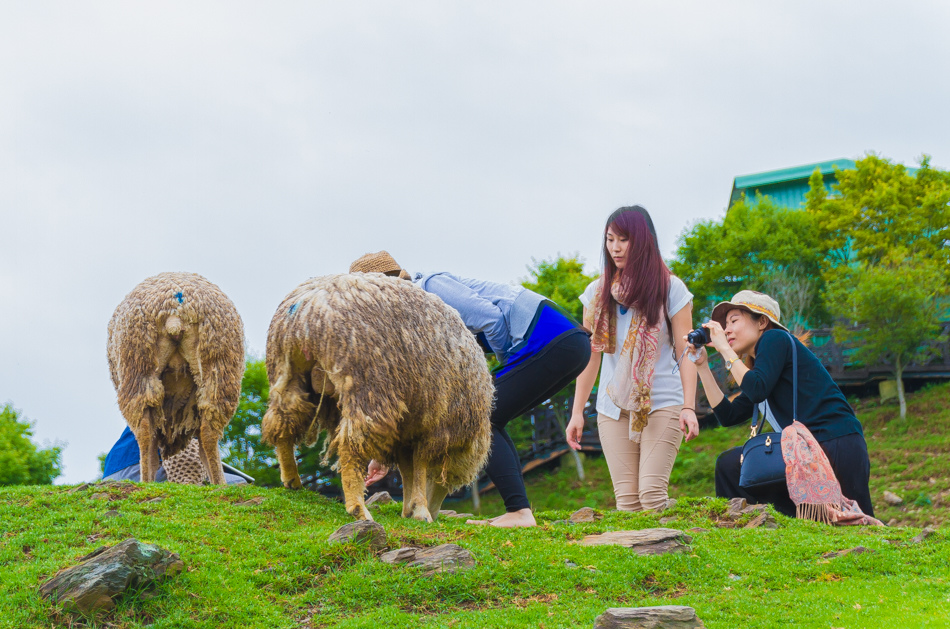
[486,329,591,512]
[714,432,874,518]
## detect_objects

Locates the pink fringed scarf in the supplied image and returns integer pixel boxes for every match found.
[584,278,660,443]
[781,421,883,526]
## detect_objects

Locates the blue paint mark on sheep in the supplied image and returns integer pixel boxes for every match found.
[175,292,184,304]
[289,303,298,315]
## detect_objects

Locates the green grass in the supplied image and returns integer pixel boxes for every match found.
[2,383,949,628]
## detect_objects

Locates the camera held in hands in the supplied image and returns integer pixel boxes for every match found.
[686,327,711,348]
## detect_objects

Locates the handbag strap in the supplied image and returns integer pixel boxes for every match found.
[750,331,798,436]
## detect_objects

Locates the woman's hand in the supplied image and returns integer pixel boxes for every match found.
[566,412,586,451]
[683,337,708,367]
[365,460,390,487]
[679,408,699,442]
[702,320,731,355]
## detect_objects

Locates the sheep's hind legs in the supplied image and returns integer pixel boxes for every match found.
[274,438,303,490]
[426,477,449,522]
[135,408,161,482]
[197,423,226,485]
[339,448,372,520]
[403,450,433,523]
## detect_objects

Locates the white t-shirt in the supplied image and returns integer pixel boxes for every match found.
[579,276,693,420]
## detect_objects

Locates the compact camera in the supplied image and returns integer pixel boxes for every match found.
[686,327,711,348]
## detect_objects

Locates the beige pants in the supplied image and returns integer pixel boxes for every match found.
[597,405,684,511]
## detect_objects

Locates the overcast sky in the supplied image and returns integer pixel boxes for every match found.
[3,2,949,484]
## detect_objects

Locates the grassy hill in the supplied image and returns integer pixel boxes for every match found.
[1,383,948,629]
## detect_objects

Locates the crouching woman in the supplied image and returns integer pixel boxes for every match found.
[688,291,875,518]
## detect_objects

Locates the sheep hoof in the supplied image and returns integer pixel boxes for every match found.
[283,478,303,490]
[348,505,373,521]
[409,505,433,523]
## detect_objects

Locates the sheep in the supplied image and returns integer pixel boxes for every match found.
[107,272,245,485]
[261,273,493,522]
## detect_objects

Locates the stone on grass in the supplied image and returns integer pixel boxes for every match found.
[821,546,874,559]
[365,491,393,507]
[379,544,475,574]
[103,510,121,519]
[743,513,778,529]
[570,507,604,523]
[594,605,705,628]
[725,498,747,516]
[90,493,110,500]
[578,529,692,556]
[327,521,387,552]
[39,538,184,616]
[233,496,264,507]
[68,483,91,494]
[439,511,474,519]
[883,491,904,507]
[910,527,935,544]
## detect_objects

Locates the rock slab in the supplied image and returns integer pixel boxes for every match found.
[594,606,705,628]
[39,538,184,615]
[910,527,935,544]
[365,491,393,507]
[578,529,692,556]
[327,521,387,552]
[883,491,904,506]
[570,507,604,523]
[380,544,475,574]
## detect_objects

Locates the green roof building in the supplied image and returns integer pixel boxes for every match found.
[729,158,856,209]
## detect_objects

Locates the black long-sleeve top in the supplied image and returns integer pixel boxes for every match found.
[712,330,863,442]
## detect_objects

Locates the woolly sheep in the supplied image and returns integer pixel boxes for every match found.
[107,272,245,485]
[261,273,493,521]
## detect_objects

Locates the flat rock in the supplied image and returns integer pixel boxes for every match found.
[594,605,705,628]
[68,483,91,494]
[578,529,692,556]
[327,521,387,552]
[725,497,747,516]
[366,491,394,507]
[103,510,121,519]
[441,512,474,519]
[910,527,936,544]
[883,491,904,507]
[822,546,874,559]
[233,496,264,507]
[90,493,110,500]
[570,507,604,523]
[379,544,475,574]
[39,538,184,615]
[379,547,419,564]
[744,513,778,529]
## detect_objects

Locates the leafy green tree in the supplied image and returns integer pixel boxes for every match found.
[807,154,950,275]
[521,254,599,322]
[671,196,827,328]
[0,403,63,485]
[824,253,947,419]
[809,154,950,418]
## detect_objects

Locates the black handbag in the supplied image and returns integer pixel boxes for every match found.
[738,331,798,489]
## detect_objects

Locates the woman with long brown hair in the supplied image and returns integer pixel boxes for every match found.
[566,206,699,511]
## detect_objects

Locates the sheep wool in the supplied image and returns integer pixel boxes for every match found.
[107,272,245,485]
[262,273,493,522]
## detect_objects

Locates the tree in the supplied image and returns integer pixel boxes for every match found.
[671,196,827,327]
[809,154,950,418]
[0,403,63,485]
[807,154,950,275]
[521,254,599,322]
[824,253,946,419]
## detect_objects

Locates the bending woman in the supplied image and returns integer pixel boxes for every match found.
[355,251,591,527]
[566,206,699,512]
[688,290,874,517]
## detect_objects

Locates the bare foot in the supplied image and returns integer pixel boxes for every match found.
[467,509,536,528]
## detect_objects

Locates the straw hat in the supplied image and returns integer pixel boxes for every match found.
[349,251,410,280]
[711,290,788,333]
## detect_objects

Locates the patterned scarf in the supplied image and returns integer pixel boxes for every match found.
[781,421,883,526]
[584,278,661,443]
